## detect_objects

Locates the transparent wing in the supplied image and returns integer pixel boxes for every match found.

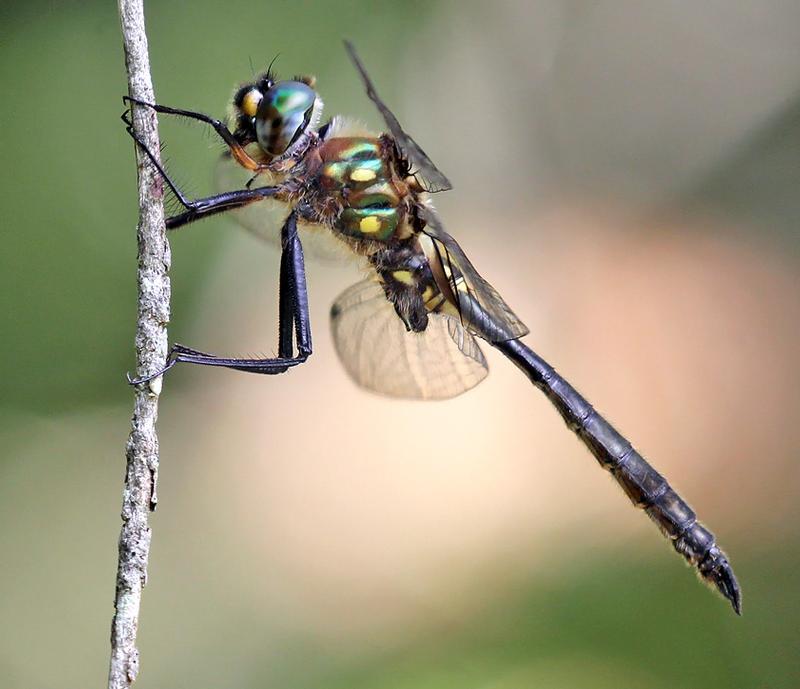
[213,153,350,262]
[417,204,529,343]
[330,279,488,400]
[344,41,453,193]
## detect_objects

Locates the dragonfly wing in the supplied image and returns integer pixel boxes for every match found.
[417,204,529,343]
[344,41,453,193]
[330,279,488,400]
[214,153,349,261]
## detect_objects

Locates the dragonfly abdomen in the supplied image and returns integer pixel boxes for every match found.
[496,338,741,614]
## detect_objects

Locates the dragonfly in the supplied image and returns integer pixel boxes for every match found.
[122,41,741,615]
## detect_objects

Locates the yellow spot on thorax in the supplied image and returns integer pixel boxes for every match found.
[359,215,382,233]
[392,270,414,286]
[350,167,377,182]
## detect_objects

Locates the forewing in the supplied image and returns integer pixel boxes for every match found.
[417,204,529,343]
[344,41,453,193]
[214,153,349,261]
[330,279,488,400]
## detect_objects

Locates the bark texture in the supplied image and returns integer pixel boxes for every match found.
[109,1,170,686]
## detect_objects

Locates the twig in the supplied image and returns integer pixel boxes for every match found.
[109,1,170,687]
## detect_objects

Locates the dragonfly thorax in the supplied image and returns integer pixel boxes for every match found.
[315,133,408,243]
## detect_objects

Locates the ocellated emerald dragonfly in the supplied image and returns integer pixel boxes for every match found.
[123,41,740,615]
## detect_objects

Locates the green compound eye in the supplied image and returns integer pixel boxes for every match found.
[255,81,317,156]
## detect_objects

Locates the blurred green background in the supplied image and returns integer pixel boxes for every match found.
[2,1,799,687]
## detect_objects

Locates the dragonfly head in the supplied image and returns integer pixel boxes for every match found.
[233,73,322,160]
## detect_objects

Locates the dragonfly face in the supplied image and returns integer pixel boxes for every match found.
[122,41,741,615]
[232,74,321,159]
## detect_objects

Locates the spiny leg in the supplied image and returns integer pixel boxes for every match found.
[278,231,297,359]
[124,96,264,171]
[279,211,312,359]
[128,212,312,385]
[121,111,283,230]
[162,187,284,230]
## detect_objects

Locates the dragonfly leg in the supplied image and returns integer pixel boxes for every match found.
[121,111,283,230]
[128,212,312,385]
[123,96,264,171]
[162,187,283,230]
[278,213,312,358]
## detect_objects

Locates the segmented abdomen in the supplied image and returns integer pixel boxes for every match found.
[496,338,741,614]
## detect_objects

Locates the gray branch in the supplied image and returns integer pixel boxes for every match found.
[109,1,170,687]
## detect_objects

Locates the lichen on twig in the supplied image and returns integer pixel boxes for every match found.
[109,1,170,686]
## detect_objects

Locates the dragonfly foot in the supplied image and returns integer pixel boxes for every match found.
[127,352,179,387]
[123,95,156,110]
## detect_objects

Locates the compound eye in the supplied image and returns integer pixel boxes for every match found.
[240,89,263,118]
[255,80,317,156]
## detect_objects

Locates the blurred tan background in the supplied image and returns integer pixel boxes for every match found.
[1,1,799,687]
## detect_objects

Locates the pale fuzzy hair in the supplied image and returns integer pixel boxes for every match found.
[323,115,379,139]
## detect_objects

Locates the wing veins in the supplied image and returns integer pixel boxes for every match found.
[344,41,453,193]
